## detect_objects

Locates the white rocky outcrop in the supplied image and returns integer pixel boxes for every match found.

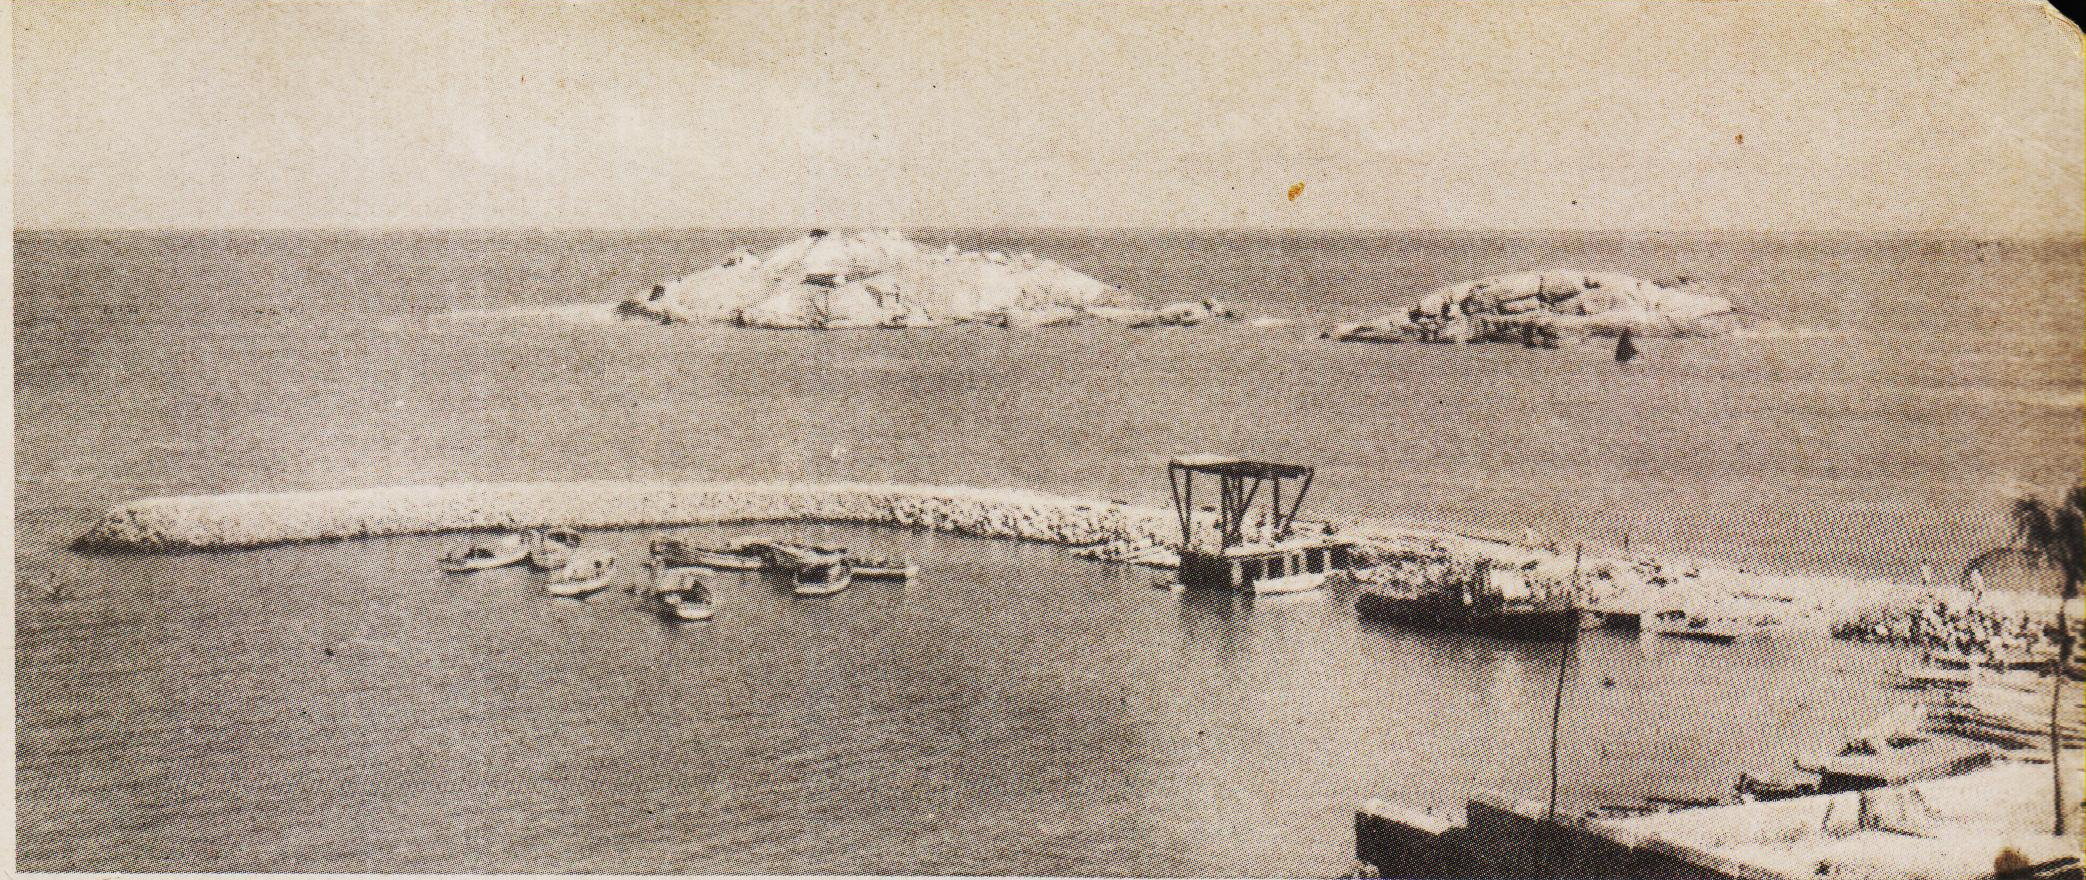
[1327,270,1744,344]
[622,230,1227,329]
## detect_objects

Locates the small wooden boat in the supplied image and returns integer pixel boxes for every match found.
[644,567,715,621]
[1249,570,1330,595]
[1647,610,1746,643]
[850,555,917,581]
[545,550,617,597]
[1924,649,2054,672]
[762,541,849,571]
[650,536,765,571]
[527,528,585,571]
[792,559,853,596]
[1734,772,1817,803]
[440,535,529,573]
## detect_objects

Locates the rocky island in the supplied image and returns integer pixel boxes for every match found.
[1326,270,1746,344]
[621,229,1235,329]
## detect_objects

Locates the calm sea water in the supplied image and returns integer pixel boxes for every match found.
[14,230,2081,873]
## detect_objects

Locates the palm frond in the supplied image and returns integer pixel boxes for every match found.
[2055,505,2086,597]
[2012,496,2056,550]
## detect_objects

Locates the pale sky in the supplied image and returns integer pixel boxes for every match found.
[12,0,2084,232]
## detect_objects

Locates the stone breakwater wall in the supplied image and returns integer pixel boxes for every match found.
[72,480,2033,641]
[72,481,1182,554]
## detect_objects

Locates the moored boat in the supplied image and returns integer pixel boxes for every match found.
[763,541,849,571]
[440,534,530,573]
[644,566,716,621]
[792,559,854,596]
[1355,590,1580,641]
[850,555,917,581]
[545,549,617,597]
[1166,457,1356,595]
[1346,554,1579,641]
[650,536,766,570]
[1645,609,1748,643]
[526,528,585,571]
[1584,599,1648,631]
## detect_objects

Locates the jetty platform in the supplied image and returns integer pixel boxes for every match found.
[1356,760,2081,880]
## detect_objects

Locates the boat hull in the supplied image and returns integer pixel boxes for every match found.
[1355,593,1579,641]
[792,567,854,596]
[793,579,852,596]
[662,549,765,570]
[1251,571,1328,595]
[1590,608,1645,631]
[1652,626,1743,644]
[764,543,849,570]
[526,530,585,571]
[441,549,529,573]
[545,573,614,597]
[645,594,715,621]
[527,549,573,571]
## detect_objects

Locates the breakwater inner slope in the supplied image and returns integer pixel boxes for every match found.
[74,479,2068,656]
[73,481,1182,554]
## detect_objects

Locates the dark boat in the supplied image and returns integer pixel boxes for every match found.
[1349,555,1579,642]
[1614,327,1639,363]
[1356,590,1580,641]
[1591,607,1645,631]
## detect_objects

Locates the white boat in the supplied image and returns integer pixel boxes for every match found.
[1251,570,1329,595]
[1644,609,1748,643]
[527,528,585,571]
[645,567,716,621]
[546,550,617,597]
[792,559,853,596]
[441,534,529,573]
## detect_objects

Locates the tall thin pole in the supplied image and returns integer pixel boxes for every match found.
[1548,544,1582,821]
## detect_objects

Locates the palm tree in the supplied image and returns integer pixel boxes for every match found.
[2005,485,2083,836]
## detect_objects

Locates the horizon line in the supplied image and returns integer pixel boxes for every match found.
[15,225,2085,241]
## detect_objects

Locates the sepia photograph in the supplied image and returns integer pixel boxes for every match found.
[12,1,2085,877]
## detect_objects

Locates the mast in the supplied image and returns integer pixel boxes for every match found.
[1548,543,1582,821]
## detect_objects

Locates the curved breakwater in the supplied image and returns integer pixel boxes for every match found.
[71,480,2067,657]
[72,480,1186,556]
